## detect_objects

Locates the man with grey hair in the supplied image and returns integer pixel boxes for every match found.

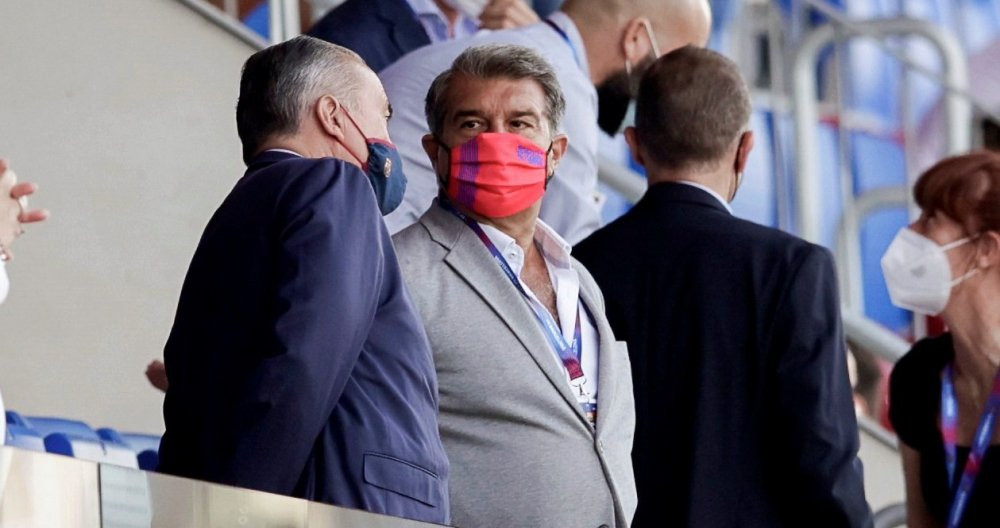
[393,43,637,527]
[575,46,873,527]
[158,36,450,525]
[381,0,712,245]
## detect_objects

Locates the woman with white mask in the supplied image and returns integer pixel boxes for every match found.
[884,151,1000,528]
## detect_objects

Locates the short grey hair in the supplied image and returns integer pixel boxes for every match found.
[236,35,367,163]
[424,44,566,139]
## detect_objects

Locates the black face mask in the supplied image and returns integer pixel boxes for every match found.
[595,55,656,136]
[595,68,632,137]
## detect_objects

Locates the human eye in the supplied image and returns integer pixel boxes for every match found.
[459,119,482,130]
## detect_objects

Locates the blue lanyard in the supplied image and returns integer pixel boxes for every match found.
[439,200,585,382]
[544,18,582,68]
[940,362,1000,528]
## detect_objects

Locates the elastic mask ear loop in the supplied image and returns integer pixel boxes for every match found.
[544,142,555,189]
[947,233,983,286]
[433,135,453,189]
[337,107,370,169]
[641,19,661,59]
[729,134,747,202]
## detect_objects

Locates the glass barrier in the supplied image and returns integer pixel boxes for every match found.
[0,447,442,528]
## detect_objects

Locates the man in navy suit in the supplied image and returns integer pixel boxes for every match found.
[158,36,449,525]
[307,0,540,72]
[574,46,873,527]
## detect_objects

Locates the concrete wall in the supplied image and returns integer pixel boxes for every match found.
[0,0,257,433]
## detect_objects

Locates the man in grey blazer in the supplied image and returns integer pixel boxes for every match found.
[392,44,637,528]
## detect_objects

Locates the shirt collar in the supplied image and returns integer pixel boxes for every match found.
[264,148,303,157]
[477,219,574,276]
[675,180,733,214]
[407,0,479,39]
[546,11,590,78]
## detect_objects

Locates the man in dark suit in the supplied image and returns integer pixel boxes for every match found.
[574,46,873,528]
[157,36,449,525]
[307,0,539,73]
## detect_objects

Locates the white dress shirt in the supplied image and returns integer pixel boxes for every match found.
[406,0,480,42]
[381,12,602,244]
[264,148,303,157]
[478,220,600,407]
[676,180,734,214]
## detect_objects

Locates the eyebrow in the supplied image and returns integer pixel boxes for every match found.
[450,109,541,121]
[387,103,394,119]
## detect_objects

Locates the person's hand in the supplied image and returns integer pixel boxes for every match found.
[0,159,49,260]
[479,0,539,30]
[145,359,169,392]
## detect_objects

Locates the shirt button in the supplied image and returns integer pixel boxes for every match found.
[598,524,610,528]
[597,441,605,453]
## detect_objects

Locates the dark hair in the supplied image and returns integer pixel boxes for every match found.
[915,150,1000,234]
[424,44,566,138]
[634,45,750,171]
[236,36,364,163]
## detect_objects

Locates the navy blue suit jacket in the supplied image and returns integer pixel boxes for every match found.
[574,183,872,528]
[158,151,449,525]
[307,0,430,73]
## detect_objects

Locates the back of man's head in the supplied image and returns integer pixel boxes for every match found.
[236,36,365,164]
[634,45,750,173]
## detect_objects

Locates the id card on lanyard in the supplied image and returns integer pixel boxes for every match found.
[940,362,1000,528]
[440,200,596,414]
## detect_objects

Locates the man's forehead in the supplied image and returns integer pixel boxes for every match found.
[445,75,547,115]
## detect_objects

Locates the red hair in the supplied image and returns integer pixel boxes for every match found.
[914,150,1000,234]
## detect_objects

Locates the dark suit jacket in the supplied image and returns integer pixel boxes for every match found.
[574,182,872,528]
[158,151,450,525]
[307,0,430,73]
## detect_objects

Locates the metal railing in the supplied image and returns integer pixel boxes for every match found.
[791,15,971,314]
[175,0,268,49]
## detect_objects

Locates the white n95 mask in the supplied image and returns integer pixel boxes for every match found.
[0,259,8,305]
[880,228,978,315]
[440,0,490,18]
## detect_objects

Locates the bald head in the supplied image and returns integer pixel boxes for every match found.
[634,46,751,172]
[564,0,712,50]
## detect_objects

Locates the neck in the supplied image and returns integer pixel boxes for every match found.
[946,280,1000,388]
[258,133,363,170]
[453,200,539,253]
[647,166,731,201]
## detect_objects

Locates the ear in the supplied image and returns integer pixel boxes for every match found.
[735,131,755,174]
[624,126,646,168]
[622,17,656,65]
[977,230,1000,269]
[546,134,570,177]
[316,95,347,140]
[422,134,449,184]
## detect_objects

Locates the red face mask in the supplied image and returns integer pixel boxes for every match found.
[443,132,549,218]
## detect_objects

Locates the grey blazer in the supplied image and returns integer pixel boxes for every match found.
[393,203,637,528]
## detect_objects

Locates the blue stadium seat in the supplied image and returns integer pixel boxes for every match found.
[43,433,107,463]
[5,424,45,452]
[24,416,102,442]
[5,410,30,427]
[121,433,162,471]
[954,0,1000,52]
[25,416,138,468]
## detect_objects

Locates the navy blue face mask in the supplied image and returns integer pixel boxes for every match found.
[341,110,407,215]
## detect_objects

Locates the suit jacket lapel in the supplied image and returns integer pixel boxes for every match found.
[575,263,618,437]
[421,205,590,422]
